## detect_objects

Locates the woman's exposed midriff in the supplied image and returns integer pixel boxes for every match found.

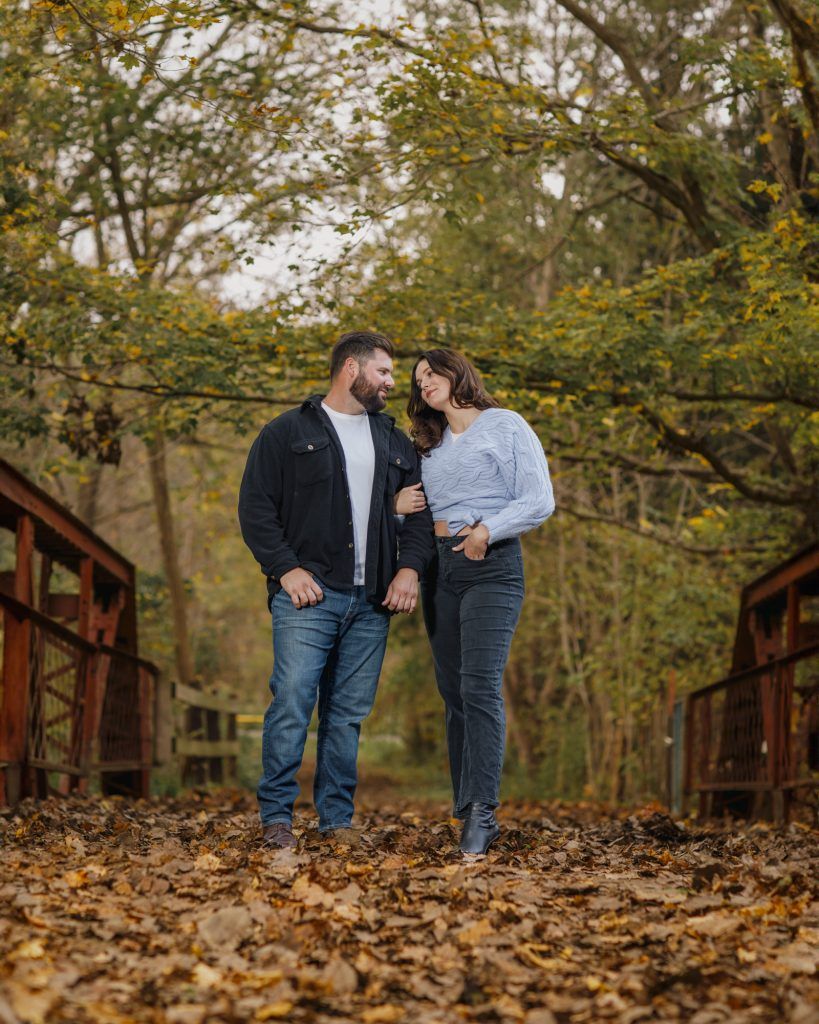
[433,521,474,538]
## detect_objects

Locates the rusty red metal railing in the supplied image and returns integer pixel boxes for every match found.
[686,641,819,820]
[684,543,819,821]
[0,592,157,800]
[95,645,157,795]
[2,593,94,789]
[0,459,158,804]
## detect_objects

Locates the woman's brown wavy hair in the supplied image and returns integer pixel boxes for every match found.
[408,349,500,455]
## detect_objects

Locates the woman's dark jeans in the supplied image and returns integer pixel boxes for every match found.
[421,536,524,817]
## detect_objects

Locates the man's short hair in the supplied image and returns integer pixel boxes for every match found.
[330,331,394,379]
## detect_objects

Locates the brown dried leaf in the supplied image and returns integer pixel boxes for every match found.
[196,905,253,951]
[686,912,743,938]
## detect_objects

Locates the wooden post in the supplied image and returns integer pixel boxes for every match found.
[226,710,237,784]
[153,670,173,769]
[683,695,694,801]
[759,664,777,782]
[206,707,223,784]
[665,670,676,810]
[75,558,97,793]
[138,666,153,798]
[786,584,800,654]
[15,516,34,605]
[698,696,712,819]
[0,602,32,805]
[37,554,52,613]
[1,518,36,802]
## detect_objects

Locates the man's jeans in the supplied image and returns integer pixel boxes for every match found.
[421,537,524,818]
[258,584,389,830]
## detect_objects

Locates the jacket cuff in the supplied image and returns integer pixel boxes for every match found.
[268,556,301,581]
[396,555,424,576]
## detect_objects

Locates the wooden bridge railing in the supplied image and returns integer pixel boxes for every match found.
[685,641,819,821]
[172,682,248,786]
[0,592,157,802]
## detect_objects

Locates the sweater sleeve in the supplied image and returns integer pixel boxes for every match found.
[237,422,301,581]
[480,414,555,543]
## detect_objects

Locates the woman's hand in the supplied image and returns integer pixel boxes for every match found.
[394,482,427,515]
[453,523,490,560]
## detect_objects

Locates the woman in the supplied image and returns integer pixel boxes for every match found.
[398,349,554,856]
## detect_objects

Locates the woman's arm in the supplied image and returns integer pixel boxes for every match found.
[394,482,427,515]
[480,413,555,543]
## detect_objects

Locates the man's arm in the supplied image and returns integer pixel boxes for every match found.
[394,437,435,577]
[237,422,301,582]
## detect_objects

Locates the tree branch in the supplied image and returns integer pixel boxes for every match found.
[559,501,769,556]
[638,404,810,507]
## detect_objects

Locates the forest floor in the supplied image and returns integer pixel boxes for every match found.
[1,785,817,1024]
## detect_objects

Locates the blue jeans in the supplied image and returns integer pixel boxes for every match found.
[258,584,390,830]
[421,537,524,818]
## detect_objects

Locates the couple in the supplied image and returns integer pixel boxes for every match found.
[238,331,554,856]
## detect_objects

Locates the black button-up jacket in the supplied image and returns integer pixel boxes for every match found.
[238,395,434,608]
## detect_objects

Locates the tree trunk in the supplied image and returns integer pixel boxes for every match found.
[76,462,104,530]
[146,433,195,685]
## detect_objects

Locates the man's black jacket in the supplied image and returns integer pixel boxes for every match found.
[238,395,434,608]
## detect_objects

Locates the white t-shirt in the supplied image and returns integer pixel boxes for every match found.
[322,402,375,586]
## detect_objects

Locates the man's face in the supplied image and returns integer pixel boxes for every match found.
[349,350,394,412]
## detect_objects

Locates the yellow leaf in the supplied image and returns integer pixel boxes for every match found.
[256,1003,294,1021]
[456,917,493,945]
[10,939,46,961]
[344,862,374,877]
[361,1008,404,1024]
[192,963,222,988]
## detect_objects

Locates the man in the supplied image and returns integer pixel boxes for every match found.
[238,331,433,848]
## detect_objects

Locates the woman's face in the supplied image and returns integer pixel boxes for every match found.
[414,359,452,411]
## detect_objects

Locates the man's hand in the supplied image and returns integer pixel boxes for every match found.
[453,523,490,560]
[382,568,419,613]
[279,567,324,608]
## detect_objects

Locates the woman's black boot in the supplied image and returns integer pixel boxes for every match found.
[459,803,500,855]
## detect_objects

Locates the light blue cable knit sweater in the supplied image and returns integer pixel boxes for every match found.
[420,407,555,542]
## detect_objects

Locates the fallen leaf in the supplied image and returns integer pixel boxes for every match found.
[322,957,358,995]
[345,862,374,877]
[361,1008,404,1023]
[193,852,221,871]
[191,963,222,988]
[456,917,492,945]
[687,913,743,938]
[9,939,46,961]
[255,1003,293,1021]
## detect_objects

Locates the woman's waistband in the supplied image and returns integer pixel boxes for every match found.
[434,535,520,552]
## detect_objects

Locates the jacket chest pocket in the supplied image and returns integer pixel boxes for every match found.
[387,448,410,494]
[291,436,332,487]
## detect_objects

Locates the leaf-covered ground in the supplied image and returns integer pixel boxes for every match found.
[1,790,817,1024]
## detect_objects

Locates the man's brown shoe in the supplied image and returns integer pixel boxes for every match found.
[262,822,297,849]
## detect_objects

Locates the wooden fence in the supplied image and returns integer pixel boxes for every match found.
[172,682,249,786]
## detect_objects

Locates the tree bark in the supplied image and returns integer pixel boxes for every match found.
[76,462,104,530]
[146,433,195,685]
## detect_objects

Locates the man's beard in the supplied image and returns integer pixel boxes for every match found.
[350,373,387,413]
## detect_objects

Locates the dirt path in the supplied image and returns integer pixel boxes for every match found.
[1,792,817,1023]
